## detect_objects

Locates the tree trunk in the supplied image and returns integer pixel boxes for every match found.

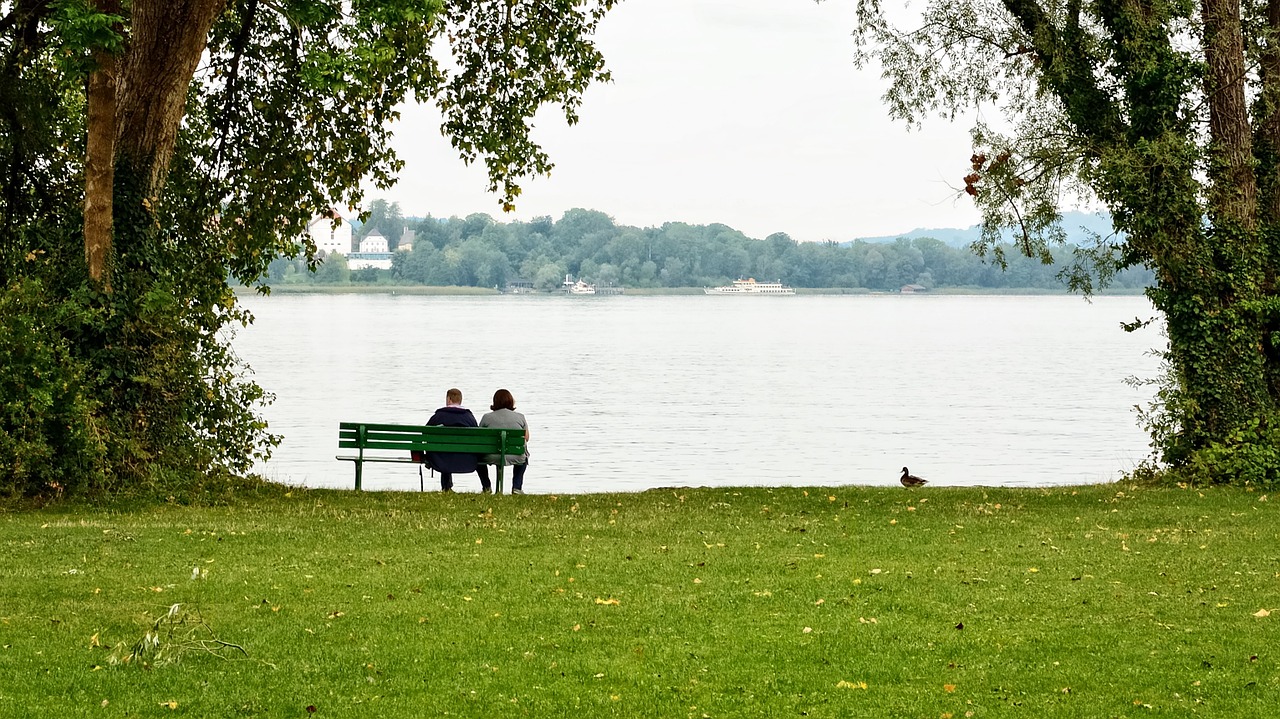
[1151,0,1273,460]
[1256,0,1280,401]
[1258,0,1280,224]
[114,0,225,197]
[1202,0,1257,228]
[83,0,120,291]
[81,0,225,288]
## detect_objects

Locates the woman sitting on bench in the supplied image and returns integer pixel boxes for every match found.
[476,388,530,494]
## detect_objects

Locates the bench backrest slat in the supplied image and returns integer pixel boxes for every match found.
[339,423,526,455]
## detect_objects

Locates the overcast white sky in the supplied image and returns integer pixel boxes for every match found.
[376,0,983,243]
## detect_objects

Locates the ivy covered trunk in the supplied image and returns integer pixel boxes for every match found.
[1122,0,1279,466]
[991,0,1275,469]
[852,0,1280,483]
[81,1,228,480]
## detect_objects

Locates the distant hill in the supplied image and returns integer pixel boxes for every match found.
[853,210,1118,248]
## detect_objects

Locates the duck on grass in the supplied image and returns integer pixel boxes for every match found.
[900,466,927,487]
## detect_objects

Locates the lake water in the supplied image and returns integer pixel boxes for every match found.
[232,293,1163,493]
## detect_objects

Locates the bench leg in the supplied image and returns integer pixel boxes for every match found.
[355,460,363,491]
[496,463,504,495]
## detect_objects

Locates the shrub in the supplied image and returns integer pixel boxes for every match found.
[0,280,107,498]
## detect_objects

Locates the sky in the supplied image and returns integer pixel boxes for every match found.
[375,0,985,243]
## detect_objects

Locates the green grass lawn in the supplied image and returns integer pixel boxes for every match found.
[2,483,1277,717]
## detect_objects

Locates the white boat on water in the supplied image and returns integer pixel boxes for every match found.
[563,274,596,295]
[704,278,795,295]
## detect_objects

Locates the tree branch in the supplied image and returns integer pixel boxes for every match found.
[1002,0,1125,145]
[209,0,260,178]
[0,0,50,37]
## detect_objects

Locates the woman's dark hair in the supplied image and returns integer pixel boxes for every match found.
[491,388,516,411]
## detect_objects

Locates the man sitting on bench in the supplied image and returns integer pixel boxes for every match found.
[423,388,482,492]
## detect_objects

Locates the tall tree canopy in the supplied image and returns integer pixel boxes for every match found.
[0,0,615,496]
[359,199,406,248]
[853,0,1280,485]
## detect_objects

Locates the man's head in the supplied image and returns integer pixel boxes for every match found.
[445,388,463,406]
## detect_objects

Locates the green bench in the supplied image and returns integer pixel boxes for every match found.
[337,422,527,493]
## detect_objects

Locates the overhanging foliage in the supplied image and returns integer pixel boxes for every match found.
[0,0,616,497]
[852,0,1280,485]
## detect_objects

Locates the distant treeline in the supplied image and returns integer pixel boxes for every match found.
[267,207,1154,291]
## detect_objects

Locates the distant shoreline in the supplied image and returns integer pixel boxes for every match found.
[245,285,1148,297]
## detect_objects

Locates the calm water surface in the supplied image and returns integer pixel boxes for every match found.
[232,293,1162,493]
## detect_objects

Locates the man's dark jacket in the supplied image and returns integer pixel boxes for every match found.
[425,405,479,473]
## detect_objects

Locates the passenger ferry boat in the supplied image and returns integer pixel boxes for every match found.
[703,278,795,295]
[563,274,596,295]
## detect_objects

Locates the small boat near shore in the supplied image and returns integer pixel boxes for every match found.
[704,278,795,295]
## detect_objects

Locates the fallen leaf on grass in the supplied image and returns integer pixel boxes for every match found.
[594,597,620,605]
[159,701,178,710]
[943,684,956,693]
[835,680,868,690]
[1254,608,1271,618]
[802,627,813,634]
